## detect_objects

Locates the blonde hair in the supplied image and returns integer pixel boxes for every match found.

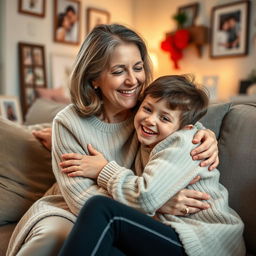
[69,24,152,116]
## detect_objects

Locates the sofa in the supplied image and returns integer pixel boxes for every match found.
[0,98,255,255]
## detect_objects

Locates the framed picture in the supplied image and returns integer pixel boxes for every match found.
[86,8,110,34]
[54,0,81,45]
[210,1,250,58]
[178,3,199,28]
[18,42,47,117]
[51,54,75,91]
[18,0,46,17]
[0,96,23,124]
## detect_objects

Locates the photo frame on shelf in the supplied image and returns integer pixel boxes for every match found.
[18,0,46,17]
[18,42,47,117]
[178,3,199,28]
[210,1,250,58]
[54,0,81,45]
[0,96,23,124]
[86,7,110,34]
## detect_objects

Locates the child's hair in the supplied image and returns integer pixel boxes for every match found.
[142,75,209,128]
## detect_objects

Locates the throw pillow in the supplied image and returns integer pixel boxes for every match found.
[25,98,68,125]
[36,87,71,103]
[0,118,55,225]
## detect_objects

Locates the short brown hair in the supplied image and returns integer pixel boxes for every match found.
[69,24,152,116]
[142,75,209,128]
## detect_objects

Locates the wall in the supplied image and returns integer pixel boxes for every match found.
[1,0,256,101]
[133,0,256,100]
[0,0,134,96]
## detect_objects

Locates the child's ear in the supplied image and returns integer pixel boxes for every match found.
[183,124,194,130]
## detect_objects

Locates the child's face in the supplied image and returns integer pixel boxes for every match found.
[134,95,181,148]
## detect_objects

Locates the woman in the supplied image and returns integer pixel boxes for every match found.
[7,24,218,256]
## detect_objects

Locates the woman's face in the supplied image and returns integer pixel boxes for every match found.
[93,43,146,114]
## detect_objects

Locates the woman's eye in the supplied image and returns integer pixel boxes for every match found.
[112,70,123,75]
[134,66,143,72]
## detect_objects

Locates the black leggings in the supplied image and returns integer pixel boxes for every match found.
[59,196,185,256]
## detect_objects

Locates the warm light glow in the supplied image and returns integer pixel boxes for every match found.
[149,51,159,72]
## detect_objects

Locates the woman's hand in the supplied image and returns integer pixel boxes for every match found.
[32,128,52,151]
[157,188,211,216]
[60,144,108,178]
[157,176,210,216]
[191,129,219,171]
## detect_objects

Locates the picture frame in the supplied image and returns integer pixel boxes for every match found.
[51,54,75,90]
[0,96,23,124]
[178,3,199,28]
[18,0,46,17]
[18,42,47,117]
[210,1,250,58]
[86,7,110,34]
[54,0,81,45]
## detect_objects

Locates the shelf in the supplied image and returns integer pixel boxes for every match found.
[166,25,209,57]
[187,25,209,57]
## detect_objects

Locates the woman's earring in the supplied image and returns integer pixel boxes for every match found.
[94,86,98,90]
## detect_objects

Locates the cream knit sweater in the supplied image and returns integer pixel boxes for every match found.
[7,104,138,256]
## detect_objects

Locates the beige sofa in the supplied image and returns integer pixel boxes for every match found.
[0,99,255,255]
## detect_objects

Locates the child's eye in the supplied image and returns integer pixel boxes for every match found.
[161,116,170,122]
[143,106,151,113]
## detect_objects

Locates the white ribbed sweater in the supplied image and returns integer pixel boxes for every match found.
[7,104,245,256]
[98,127,246,256]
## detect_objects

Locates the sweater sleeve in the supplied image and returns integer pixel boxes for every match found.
[97,129,201,215]
[52,111,109,216]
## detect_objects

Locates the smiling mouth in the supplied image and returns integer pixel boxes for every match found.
[117,87,138,95]
[141,125,157,135]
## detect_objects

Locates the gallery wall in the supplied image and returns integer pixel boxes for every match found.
[1,0,256,101]
[133,0,256,100]
[0,0,135,96]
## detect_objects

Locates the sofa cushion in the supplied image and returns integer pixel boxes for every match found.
[199,102,232,139]
[0,118,55,225]
[25,98,68,125]
[218,103,256,255]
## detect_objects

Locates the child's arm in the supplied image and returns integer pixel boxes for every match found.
[96,129,204,215]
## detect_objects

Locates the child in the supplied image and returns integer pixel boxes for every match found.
[59,75,245,256]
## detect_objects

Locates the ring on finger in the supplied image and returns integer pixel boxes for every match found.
[181,207,189,215]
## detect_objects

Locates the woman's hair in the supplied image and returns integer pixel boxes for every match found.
[69,24,152,116]
[142,75,209,128]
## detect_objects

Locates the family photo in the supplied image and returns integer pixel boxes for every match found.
[210,1,249,58]
[54,0,80,44]
[0,96,22,124]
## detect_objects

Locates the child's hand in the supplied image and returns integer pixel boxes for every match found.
[60,144,108,179]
